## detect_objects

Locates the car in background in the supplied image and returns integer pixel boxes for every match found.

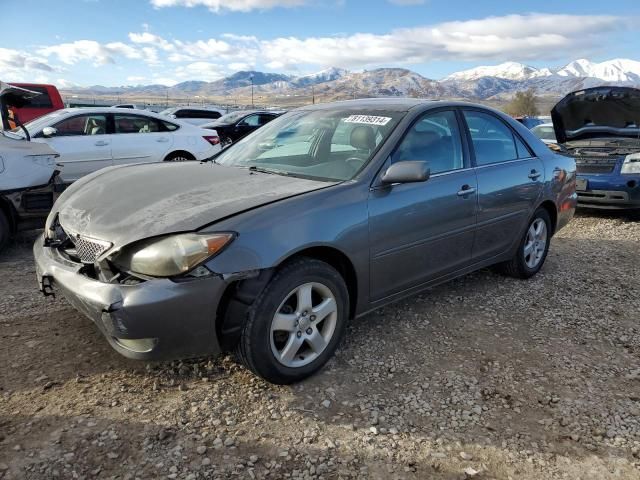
[14,108,221,183]
[531,123,557,145]
[1,82,61,252]
[160,106,223,126]
[515,116,546,129]
[35,98,576,384]
[551,86,640,210]
[7,83,64,124]
[112,104,139,109]
[201,110,282,147]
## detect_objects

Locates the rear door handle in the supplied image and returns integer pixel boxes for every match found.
[156,137,170,143]
[94,140,109,146]
[457,185,476,197]
[528,169,542,180]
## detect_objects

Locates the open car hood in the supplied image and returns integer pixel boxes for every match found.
[551,86,640,144]
[0,82,40,107]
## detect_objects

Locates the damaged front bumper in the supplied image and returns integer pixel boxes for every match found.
[33,233,227,361]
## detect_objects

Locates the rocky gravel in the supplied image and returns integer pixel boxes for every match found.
[1,210,639,479]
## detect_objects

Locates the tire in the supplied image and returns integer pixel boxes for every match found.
[236,257,349,384]
[164,151,195,162]
[220,135,233,149]
[0,209,10,252]
[496,208,551,279]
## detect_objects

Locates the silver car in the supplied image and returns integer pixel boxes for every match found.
[34,99,577,384]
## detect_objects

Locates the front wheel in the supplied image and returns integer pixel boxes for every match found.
[236,258,349,384]
[496,208,551,279]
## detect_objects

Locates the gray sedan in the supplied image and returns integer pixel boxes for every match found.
[34,99,577,384]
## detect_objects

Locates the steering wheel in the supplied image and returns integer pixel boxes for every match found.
[345,157,366,172]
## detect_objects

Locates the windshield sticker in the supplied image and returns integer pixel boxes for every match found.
[344,115,392,126]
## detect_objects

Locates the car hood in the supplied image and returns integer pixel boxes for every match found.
[55,162,335,248]
[551,86,640,143]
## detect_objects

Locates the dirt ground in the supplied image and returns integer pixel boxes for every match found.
[1,211,639,480]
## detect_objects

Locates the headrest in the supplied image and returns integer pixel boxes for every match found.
[350,125,376,151]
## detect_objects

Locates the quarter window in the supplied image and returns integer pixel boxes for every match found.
[392,110,464,174]
[53,114,108,136]
[463,111,525,165]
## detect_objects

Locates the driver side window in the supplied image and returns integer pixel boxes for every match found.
[53,114,108,136]
[392,110,463,174]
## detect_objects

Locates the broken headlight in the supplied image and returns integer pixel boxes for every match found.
[621,153,640,175]
[113,233,235,277]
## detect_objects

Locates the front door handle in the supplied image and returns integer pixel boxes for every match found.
[156,137,170,143]
[94,140,109,146]
[528,169,542,180]
[457,185,476,197]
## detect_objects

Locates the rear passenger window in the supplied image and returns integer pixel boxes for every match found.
[463,111,519,165]
[20,86,53,109]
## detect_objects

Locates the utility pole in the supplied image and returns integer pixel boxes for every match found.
[250,74,254,108]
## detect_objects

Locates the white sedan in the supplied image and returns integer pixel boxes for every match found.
[19,108,221,183]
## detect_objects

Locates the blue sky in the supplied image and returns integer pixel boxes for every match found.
[1,0,639,87]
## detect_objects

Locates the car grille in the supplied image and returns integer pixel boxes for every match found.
[575,157,618,174]
[50,217,112,263]
[69,234,112,263]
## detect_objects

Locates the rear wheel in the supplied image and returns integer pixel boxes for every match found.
[164,151,195,162]
[0,209,11,252]
[236,258,349,384]
[496,208,551,279]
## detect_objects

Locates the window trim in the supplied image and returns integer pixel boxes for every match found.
[459,107,536,167]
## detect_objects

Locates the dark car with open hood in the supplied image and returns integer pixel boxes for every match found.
[551,86,640,210]
[34,99,576,384]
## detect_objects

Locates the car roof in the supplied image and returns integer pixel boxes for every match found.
[296,97,488,112]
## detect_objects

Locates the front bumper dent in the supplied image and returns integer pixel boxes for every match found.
[34,234,226,361]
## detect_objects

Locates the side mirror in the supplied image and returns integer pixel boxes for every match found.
[42,127,57,137]
[381,161,431,184]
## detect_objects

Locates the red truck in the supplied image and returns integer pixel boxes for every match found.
[7,83,64,125]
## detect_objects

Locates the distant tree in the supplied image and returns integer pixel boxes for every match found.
[505,88,539,117]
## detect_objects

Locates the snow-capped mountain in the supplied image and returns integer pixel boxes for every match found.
[557,58,640,82]
[292,67,349,87]
[443,62,552,82]
[60,58,640,103]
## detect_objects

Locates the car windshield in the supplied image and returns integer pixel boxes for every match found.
[214,109,404,181]
[11,109,68,134]
[532,125,556,141]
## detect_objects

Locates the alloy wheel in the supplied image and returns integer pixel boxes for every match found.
[524,218,547,269]
[270,282,338,368]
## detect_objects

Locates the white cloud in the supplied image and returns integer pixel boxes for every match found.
[175,61,226,81]
[149,0,307,13]
[261,13,622,69]
[126,75,147,83]
[0,47,56,82]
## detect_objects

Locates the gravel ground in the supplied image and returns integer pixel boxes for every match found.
[1,211,639,480]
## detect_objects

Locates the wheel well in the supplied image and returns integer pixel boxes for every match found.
[215,246,359,350]
[538,200,558,236]
[0,196,17,234]
[164,150,195,161]
[288,247,358,319]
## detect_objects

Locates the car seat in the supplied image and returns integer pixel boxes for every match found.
[86,117,105,135]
